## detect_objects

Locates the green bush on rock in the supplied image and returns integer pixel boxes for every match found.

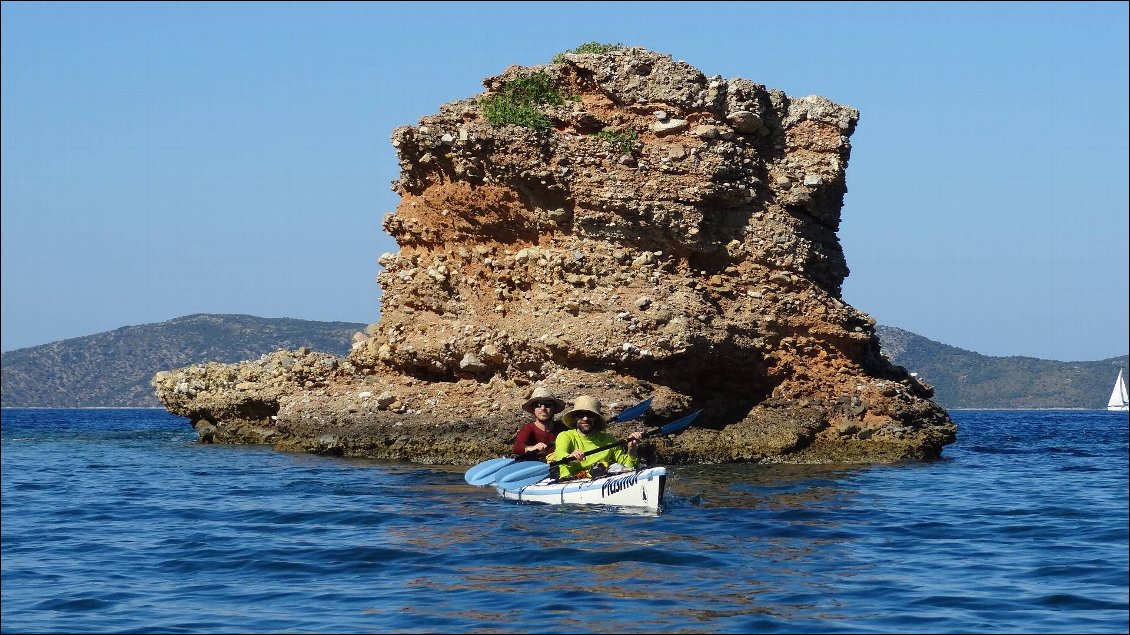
[552,42,625,63]
[481,72,564,131]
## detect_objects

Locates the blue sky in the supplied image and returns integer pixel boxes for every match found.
[2,1,1127,361]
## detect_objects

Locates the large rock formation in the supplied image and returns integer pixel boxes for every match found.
[154,47,956,465]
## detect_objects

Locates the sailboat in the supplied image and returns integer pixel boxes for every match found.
[1107,367,1129,412]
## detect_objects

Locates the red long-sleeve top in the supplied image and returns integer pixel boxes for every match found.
[512,420,566,459]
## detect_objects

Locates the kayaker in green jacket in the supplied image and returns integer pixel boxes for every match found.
[550,395,643,479]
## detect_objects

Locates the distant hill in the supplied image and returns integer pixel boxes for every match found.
[1,314,366,408]
[1,315,1125,409]
[876,325,1128,409]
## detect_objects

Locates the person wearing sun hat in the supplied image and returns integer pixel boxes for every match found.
[511,386,567,460]
[550,395,643,479]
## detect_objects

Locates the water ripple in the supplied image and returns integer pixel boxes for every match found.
[2,408,1127,633]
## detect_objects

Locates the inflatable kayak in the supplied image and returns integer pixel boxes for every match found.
[496,466,667,511]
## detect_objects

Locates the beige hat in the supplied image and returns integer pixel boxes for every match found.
[521,386,566,414]
[562,395,606,430]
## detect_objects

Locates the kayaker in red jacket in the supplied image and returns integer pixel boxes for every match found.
[512,386,567,460]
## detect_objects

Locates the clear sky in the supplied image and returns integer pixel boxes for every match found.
[2,1,1127,361]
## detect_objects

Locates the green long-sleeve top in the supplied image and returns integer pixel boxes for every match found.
[549,429,638,479]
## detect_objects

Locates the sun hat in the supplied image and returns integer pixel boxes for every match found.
[521,386,566,414]
[562,395,606,430]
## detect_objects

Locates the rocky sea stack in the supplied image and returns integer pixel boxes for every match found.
[154,46,956,465]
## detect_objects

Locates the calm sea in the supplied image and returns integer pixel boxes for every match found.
[1,408,1126,634]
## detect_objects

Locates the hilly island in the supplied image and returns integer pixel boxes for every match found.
[5,47,1123,465]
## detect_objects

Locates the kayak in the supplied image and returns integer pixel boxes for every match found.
[495,466,667,512]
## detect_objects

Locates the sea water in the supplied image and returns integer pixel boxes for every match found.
[2,408,1126,633]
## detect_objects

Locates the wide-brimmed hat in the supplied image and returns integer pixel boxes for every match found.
[562,395,606,430]
[522,386,566,414]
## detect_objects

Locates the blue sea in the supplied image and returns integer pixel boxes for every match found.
[2,408,1127,634]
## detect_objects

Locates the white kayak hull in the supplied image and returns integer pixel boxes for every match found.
[496,466,667,511]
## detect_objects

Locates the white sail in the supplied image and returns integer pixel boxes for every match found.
[1107,368,1129,412]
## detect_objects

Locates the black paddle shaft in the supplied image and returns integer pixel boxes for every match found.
[517,397,653,460]
[549,410,700,467]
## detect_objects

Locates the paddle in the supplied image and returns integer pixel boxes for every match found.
[463,457,516,485]
[464,397,654,486]
[495,409,702,490]
[484,397,657,486]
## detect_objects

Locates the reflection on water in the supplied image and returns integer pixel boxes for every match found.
[362,460,880,631]
[668,462,869,510]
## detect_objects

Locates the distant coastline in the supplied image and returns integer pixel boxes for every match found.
[0,406,169,411]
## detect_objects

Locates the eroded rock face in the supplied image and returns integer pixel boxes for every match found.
[154,48,956,465]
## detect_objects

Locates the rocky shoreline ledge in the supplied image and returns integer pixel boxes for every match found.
[154,46,956,465]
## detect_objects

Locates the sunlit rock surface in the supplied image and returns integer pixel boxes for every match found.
[155,47,956,465]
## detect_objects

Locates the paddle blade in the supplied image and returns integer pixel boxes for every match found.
[497,470,552,490]
[649,410,701,438]
[608,397,653,424]
[491,459,547,483]
[496,462,552,489]
[464,457,515,486]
